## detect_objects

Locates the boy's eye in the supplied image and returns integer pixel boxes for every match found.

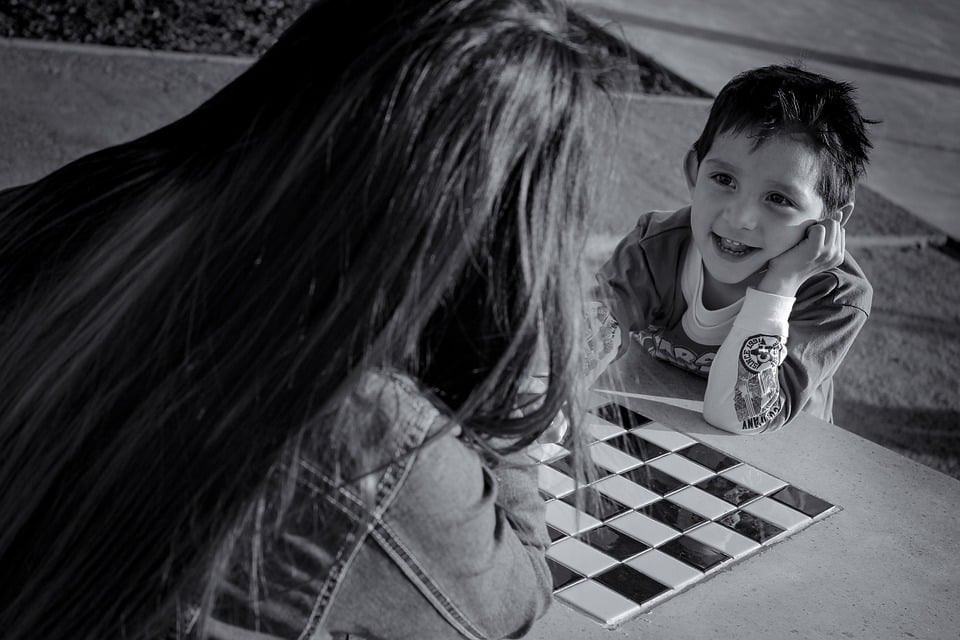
[767,193,794,207]
[710,173,734,188]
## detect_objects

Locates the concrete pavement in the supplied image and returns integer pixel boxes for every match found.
[0,2,957,481]
[577,0,960,241]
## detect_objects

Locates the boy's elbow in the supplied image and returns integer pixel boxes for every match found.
[702,406,744,434]
[702,404,770,435]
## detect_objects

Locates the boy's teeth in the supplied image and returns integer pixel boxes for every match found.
[719,237,747,252]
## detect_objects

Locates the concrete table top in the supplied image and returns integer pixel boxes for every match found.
[528,347,960,640]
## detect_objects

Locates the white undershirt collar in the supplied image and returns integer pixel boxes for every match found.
[680,243,743,346]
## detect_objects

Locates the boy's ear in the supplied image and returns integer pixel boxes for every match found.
[683,147,699,194]
[832,202,855,226]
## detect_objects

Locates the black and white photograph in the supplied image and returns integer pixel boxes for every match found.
[1,1,957,638]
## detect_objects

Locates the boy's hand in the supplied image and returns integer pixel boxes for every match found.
[758,218,845,298]
[582,302,620,381]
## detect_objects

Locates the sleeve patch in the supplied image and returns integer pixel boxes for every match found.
[735,334,785,430]
[582,302,620,375]
[739,334,784,373]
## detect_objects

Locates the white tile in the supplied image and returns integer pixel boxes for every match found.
[686,522,760,558]
[545,499,602,535]
[526,442,569,463]
[547,537,618,577]
[743,496,809,531]
[554,580,642,627]
[538,464,576,498]
[667,486,737,520]
[630,423,698,451]
[721,464,787,494]
[627,549,703,589]
[593,474,660,509]
[589,441,643,473]
[607,511,680,547]
[585,415,626,441]
[647,453,714,484]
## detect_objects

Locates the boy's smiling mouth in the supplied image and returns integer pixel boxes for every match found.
[712,232,758,257]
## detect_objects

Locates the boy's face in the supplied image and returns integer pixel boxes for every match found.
[685,131,829,289]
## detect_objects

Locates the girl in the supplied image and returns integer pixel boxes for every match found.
[0,0,640,637]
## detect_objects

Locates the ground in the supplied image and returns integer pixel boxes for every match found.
[2,1,956,480]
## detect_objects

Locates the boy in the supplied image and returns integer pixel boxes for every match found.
[590,65,875,433]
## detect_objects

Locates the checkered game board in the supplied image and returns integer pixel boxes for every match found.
[530,402,836,627]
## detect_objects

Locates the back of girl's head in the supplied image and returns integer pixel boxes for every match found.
[0,0,640,637]
[691,64,875,211]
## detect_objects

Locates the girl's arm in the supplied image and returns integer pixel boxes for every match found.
[360,429,554,639]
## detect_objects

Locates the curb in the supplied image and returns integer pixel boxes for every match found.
[616,91,714,106]
[0,37,255,66]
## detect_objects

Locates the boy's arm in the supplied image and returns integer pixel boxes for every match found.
[703,219,864,432]
[582,301,622,389]
[586,217,667,386]
[702,288,792,432]
[703,286,868,432]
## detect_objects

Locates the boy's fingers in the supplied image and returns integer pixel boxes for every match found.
[517,377,548,395]
[827,220,844,250]
[805,221,827,245]
[537,411,569,444]
[511,376,549,418]
[819,219,845,266]
[814,219,843,251]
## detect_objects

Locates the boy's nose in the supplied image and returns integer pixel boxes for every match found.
[722,200,760,229]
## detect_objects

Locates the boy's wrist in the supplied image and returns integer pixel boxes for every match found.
[757,270,801,298]
[734,287,794,332]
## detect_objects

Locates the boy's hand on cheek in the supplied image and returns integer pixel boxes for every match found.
[758,219,845,298]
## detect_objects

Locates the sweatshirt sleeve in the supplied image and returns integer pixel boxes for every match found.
[320,374,553,640]
[581,301,622,389]
[587,216,671,383]
[593,222,665,349]
[384,434,553,638]
[703,288,794,433]
[704,280,870,433]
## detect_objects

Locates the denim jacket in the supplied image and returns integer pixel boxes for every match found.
[195,371,553,640]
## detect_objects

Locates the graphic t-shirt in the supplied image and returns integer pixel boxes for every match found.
[593,207,872,432]
[637,239,740,376]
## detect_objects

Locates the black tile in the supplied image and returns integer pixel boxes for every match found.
[717,510,784,543]
[576,525,650,561]
[547,454,612,480]
[594,564,669,604]
[561,487,629,521]
[658,535,730,571]
[696,476,759,506]
[547,525,566,542]
[622,465,685,495]
[678,443,740,472]
[638,500,706,532]
[592,403,652,430]
[770,485,833,517]
[605,433,669,462]
[547,558,584,590]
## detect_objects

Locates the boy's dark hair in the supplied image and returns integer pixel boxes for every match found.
[692,64,876,211]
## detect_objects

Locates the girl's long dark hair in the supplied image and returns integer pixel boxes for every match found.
[0,0,639,637]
